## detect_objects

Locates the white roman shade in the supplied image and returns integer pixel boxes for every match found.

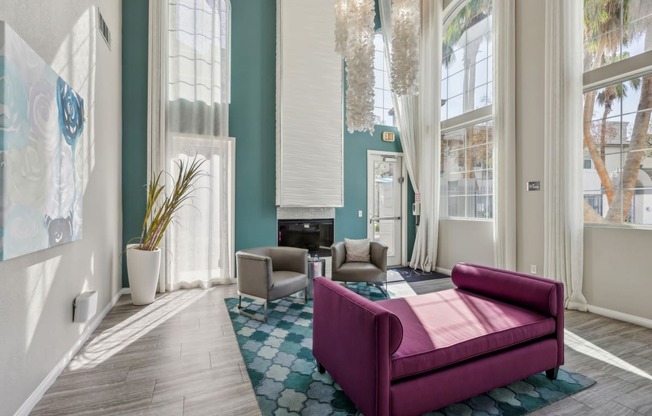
[276,0,344,207]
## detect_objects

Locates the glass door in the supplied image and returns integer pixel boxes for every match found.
[367,152,404,266]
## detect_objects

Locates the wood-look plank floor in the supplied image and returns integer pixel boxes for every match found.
[31,279,652,415]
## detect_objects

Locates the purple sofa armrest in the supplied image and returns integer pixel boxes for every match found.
[313,278,403,416]
[452,263,565,366]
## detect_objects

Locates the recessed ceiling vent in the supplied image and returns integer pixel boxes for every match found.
[98,9,111,50]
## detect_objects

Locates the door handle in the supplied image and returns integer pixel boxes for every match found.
[369,216,401,223]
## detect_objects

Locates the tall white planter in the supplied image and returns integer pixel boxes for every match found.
[126,244,162,305]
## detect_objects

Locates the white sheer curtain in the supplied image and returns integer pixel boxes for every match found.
[543,0,588,310]
[148,0,234,291]
[378,0,442,272]
[492,0,516,270]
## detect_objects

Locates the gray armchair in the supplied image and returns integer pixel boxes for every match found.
[236,246,308,321]
[331,241,388,296]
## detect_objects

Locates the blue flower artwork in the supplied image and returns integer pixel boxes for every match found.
[0,21,85,261]
[56,77,84,149]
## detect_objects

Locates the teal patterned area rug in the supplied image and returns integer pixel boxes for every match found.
[226,283,595,415]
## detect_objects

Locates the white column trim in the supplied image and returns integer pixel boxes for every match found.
[492,0,517,270]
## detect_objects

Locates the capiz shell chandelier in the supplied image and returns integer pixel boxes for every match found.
[335,0,420,134]
[335,0,376,134]
[391,0,420,95]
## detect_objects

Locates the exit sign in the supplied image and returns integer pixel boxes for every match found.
[382,131,395,142]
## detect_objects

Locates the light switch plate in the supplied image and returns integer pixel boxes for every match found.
[527,181,541,191]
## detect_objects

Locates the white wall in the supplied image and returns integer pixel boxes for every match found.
[437,219,494,271]
[0,1,122,414]
[515,0,546,276]
[439,0,652,322]
[584,226,652,320]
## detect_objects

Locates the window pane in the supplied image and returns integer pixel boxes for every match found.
[623,14,652,61]
[440,122,494,219]
[440,0,494,220]
[447,70,464,97]
[583,78,652,225]
[474,58,489,86]
[372,32,395,127]
[584,1,652,72]
[473,85,489,110]
[447,94,464,119]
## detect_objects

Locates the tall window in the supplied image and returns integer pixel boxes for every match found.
[373,32,395,127]
[440,0,494,219]
[164,0,234,288]
[583,0,652,226]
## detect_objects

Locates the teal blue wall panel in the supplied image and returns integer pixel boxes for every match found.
[230,0,278,252]
[121,0,149,286]
[121,1,415,278]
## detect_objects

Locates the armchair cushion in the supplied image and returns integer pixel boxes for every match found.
[236,247,308,301]
[333,262,386,283]
[269,271,308,301]
[344,238,371,262]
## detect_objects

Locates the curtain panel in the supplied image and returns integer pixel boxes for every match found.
[379,0,442,272]
[543,0,588,310]
[492,0,517,270]
[148,0,234,291]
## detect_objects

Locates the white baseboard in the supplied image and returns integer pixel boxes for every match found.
[15,288,129,416]
[435,267,452,276]
[587,304,652,329]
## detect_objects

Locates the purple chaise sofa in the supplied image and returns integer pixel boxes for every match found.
[312,263,564,416]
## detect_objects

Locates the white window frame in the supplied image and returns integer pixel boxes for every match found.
[373,31,395,127]
[440,0,494,220]
[582,20,652,228]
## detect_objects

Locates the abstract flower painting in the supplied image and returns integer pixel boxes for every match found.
[0,21,85,261]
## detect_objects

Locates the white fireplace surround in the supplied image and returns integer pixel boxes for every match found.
[277,207,336,220]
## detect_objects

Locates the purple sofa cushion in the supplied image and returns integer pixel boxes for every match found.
[378,289,556,380]
[452,263,560,316]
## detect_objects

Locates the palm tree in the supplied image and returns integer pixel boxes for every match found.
[582,0,628,213]
[604,0,652,222]
[442,0,492,185]
[580,0,652,223]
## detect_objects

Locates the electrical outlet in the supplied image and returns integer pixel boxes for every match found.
[530,264,537,274]
[358,210,363,218]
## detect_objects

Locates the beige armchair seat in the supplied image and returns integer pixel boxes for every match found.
[331,241,388,296]
[236,246,308,321]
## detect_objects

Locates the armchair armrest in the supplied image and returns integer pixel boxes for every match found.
[268,247,308,274]
[331,241,346,272]
[236,250,274,297]
[370,241,388,271]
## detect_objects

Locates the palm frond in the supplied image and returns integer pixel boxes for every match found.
[138,155,207,251]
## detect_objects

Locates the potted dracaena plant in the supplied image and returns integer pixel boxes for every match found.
[126,157,205,305]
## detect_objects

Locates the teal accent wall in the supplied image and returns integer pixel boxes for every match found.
[121,1,415,280]
[231,0,278,252]
[121,0,149,286]
[335,129,416,260]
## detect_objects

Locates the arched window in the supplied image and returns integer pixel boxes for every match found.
[440,0,494,219]
[373,32,395,127]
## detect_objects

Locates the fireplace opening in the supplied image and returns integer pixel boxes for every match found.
[278,218,334,257]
